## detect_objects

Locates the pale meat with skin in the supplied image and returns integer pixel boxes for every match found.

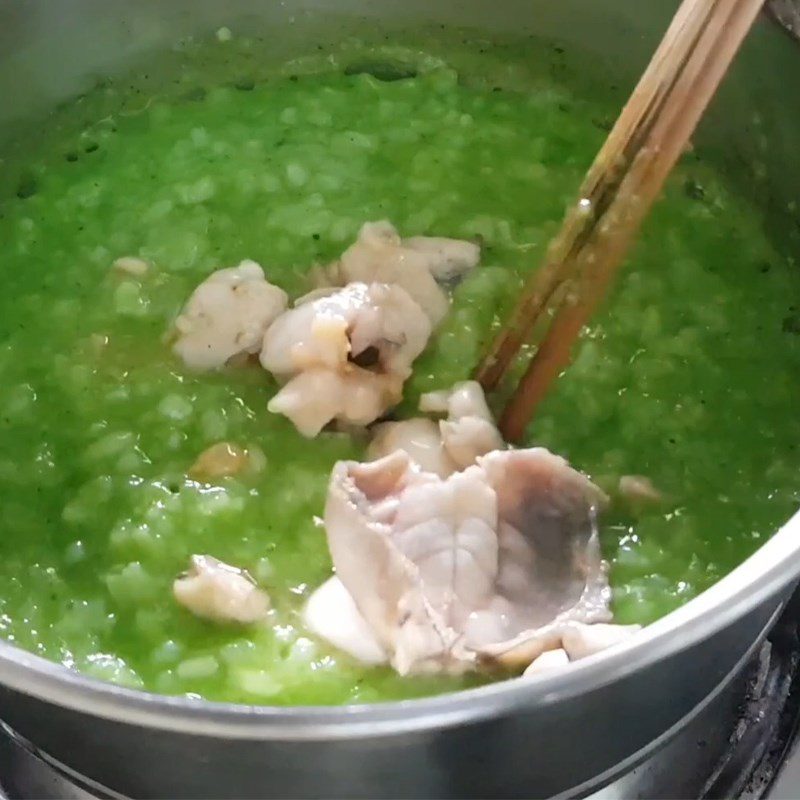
[173,555,270,624]
[329,221,480,326]
[368,381,503,477]
[463,450,613,667]
[260,282,431,437]
[312,448,634,675]
[173,261,288,370]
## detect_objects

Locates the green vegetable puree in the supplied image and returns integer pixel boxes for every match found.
[0,31,797,705]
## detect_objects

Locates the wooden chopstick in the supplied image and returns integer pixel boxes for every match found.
[474,0,765,442]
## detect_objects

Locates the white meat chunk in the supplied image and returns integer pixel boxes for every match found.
[369,381,503,477]
[403,236,481,283]
[561,622,641,660]
[419,380,496,419]
[368,418,456,479]
[520,623,640,677]
[174,261,288,370]
[267,368,403,439]
[523,648,570,676]
[421,381,504,471]
[304,576,388,664]
[173,555,270,624]
[331,222,479,326]
[261,282,431,437]
[318,448,615,675]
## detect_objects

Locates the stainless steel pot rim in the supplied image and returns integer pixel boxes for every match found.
[1,510,798,739]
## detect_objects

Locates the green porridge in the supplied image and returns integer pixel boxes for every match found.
[0,32,798,705]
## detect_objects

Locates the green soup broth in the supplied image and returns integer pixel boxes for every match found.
[0,31,798,705]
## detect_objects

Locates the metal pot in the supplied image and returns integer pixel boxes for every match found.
[0,2,798,797]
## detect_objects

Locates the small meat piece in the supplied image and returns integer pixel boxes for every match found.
[174,555,270,624]
[419,380,495,419]
[268,368,404,438]
[304,576,388,664]
[442,415,504,471]
[517,624,639,675]
[189,442,250,481]
[333,222,479,326]
[262,282,429,377]
[368,418,456,478]
[261,282,431,436]
[320,448,611,675]
[113,256,150,277]
[561,622,641,660]
[619,475,663,505]
[403,236,480,283]
[523,648,570,676]
[370,381,502,477]
[421,381,504,471]
[174,261,288,370]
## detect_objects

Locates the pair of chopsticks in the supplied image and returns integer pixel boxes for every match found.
[476,0,765,443]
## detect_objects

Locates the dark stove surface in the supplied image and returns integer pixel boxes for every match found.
[1,591,799,800]
[593,589,800,800]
